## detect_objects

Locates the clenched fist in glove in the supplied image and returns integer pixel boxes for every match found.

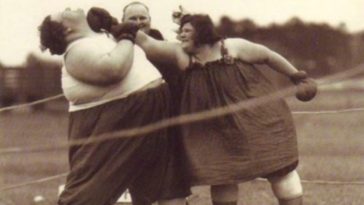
[110,22,140,43]
[87,7,118,33]
[172,5,190,25]
[290,71,317,102]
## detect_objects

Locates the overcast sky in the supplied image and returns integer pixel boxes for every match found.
[0,0,363,66]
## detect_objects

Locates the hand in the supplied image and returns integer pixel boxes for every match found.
[87,7,118,33]
[290,71,317,102]
[172,5,190,25]
[111,22,139,43]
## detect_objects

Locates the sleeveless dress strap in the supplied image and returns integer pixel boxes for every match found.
[188,54,194,68]
[220,39,228,56]
[220,39,235,64]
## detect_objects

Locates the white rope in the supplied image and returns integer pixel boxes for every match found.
[0,63,363,114]
[0,84,299,154]
[0,173,68,192]
[0,94,64,113]
[292,107,364,115]
[1,85,364,155]
[1,63,364,192]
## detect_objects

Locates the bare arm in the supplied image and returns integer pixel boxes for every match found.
[227,38,317,101]
[65,38,134,86]
[227,38,299,76]
[135,31,188,69]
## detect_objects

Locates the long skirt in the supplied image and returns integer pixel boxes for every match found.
[180,60,298,186]
[59,84,190,205]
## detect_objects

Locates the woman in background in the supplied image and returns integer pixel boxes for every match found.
[114,12,316,205]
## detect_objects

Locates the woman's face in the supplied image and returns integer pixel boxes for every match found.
[179,22,196,53]
[51,8,86,31]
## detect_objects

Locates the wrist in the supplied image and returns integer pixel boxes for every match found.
[289,71,307,84]
[117,33,135,44]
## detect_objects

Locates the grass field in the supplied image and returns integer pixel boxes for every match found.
[1,90,364,205]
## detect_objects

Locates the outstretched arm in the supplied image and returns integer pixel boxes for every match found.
[227,38,317,101]
[227,38,299,76]
[65,39,134,86]
[135,31,187,69]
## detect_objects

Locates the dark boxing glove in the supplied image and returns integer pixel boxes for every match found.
[290,71,318,102]
[87,7,118,33]
[110,22,139,43]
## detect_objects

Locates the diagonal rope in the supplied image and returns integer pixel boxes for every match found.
[0,63,364,154]
[0,85,298,154]
[0,64,364,192]
[0,63,363,114]
[292,107,364,115]
[315,63,364,85]
[0,173,68,192]
[1,104,363,154]
[0,94,64,113]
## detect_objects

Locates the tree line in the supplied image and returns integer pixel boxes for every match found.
[216,16,364,77]
[1,16,364,107]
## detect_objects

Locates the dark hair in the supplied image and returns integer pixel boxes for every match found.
[148,28,164,40]
[180,14,221,46]
[39,15,68,55]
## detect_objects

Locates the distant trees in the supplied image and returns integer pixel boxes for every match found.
[216,16,360,78]
[0,53,62,109]
[350,32,364,68]
[1,16,364,107]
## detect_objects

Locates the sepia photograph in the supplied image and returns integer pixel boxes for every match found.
[1,0,364,204]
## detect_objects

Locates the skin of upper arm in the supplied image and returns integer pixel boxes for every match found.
[65,40,132,85]
[226,38,298,75]
[226,38,271,64]
[136,31,182,68]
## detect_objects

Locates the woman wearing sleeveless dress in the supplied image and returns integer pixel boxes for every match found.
[114,13,317,205]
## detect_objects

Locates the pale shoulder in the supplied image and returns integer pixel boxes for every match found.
[224,38,251,46]
[223,38,270,63]
[224,38,267,52]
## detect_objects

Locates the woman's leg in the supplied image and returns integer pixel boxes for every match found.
[210,184,238,205]
[267,170,303,205]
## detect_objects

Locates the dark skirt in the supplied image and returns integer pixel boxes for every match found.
[58,84,190,205]
[180,60,298,186]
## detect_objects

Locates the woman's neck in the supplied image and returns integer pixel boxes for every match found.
[192,42,221,63]
[66,29,97,44]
